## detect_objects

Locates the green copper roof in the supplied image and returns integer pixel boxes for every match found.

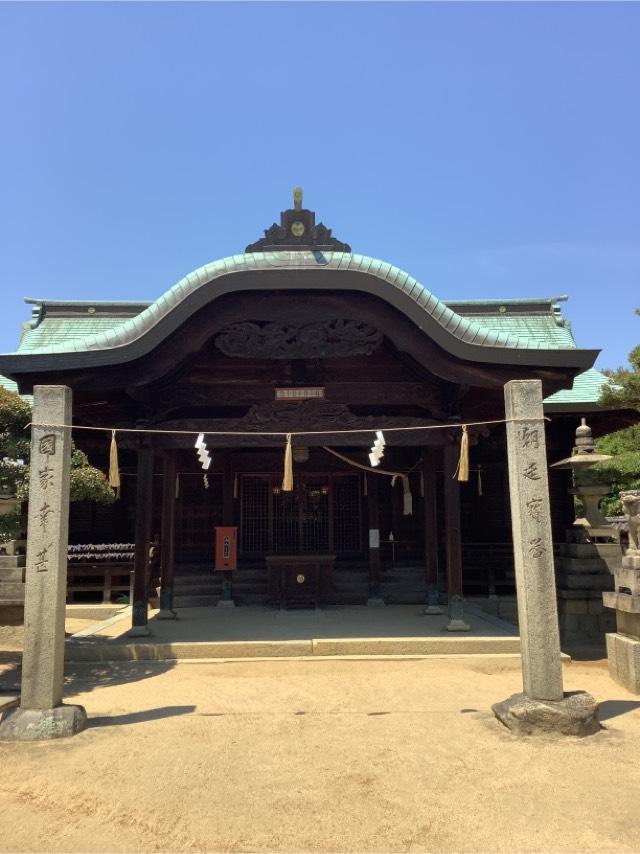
[1,252,596,369]
[18,316,131,354]
[543,367,614,409]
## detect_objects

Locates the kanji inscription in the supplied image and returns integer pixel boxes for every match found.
[39,434,57,456]
[34,546,49,573]
[38,463,54,491]
[522,462,541,481]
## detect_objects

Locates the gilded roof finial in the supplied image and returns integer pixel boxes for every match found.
[293,186,303,210]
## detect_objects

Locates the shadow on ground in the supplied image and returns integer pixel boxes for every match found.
[598,700,640,721]
[88,704,196,728]
[0,656,177,698]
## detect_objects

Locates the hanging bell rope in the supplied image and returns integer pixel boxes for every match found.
[108,429,120,497]
[322,447,413,515]
[282,433,293,492]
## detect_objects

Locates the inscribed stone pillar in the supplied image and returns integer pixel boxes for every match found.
[504,380,563,701]
[0,385,86,740]
[492,380,599,736]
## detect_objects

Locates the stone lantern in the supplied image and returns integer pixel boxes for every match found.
[550,417,616,543]
[550,418,619,646]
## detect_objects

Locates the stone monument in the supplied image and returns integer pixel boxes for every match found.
[492,380,599,736]
[0,385,87,740]
[603,490,640,693]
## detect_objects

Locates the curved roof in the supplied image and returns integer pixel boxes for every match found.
[0,251,598,373]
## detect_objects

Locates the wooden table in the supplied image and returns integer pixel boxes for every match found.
[265,555,335,609]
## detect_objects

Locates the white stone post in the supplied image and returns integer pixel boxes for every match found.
[0,385,86,740]
[492,380,598,736]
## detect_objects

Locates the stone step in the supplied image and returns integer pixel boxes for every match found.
[555,557,613,573]
[556,543,622,559]
[174,595,217,608]
[0,581,25,600]
[0,567,25,582]
[556,573,614,591]
[0,555,26,568]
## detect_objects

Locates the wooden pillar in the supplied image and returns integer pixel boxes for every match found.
[158,449,177,619]
[219,451,235,605]
[423,447,443,614]
[129,440,154,636]
[367,474,384,605]
[443,435,469,630]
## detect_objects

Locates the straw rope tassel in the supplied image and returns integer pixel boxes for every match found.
[282,433,293,492]
[477,465,483,496]
[108,430,121,496]
[457,425,469,482]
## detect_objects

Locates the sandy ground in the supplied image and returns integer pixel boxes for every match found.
[1,653,640,853]
[0,618,104,652]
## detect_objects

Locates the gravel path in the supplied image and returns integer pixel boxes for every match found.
[0,655,639,853]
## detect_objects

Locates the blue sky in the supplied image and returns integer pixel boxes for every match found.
[1,2,638,369]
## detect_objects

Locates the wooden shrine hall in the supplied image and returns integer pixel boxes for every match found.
[0,190,619,633]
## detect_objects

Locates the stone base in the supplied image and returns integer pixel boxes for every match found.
[157,609,178,620]
[606,632,640,694]
[424,605,444,615]
[366,597,385,608]
[216,600,236,608]
[127,625,152,637]
[0,704,87,741]
[492,691,600,737]
[445,618,471,632]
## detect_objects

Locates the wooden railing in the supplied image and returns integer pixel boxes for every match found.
[66,563,134,604]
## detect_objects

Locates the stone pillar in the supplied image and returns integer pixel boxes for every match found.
[0,385,86,740]
[443,436,469,630]
[492,380,599,736]
[158,450,177,620]
[423,447,442,614]
[367,475,384,606]
[129,440,154,636]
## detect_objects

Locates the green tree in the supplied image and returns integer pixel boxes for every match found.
[598,309,640,411]
[576,424,640,515]
[0,386,115,542]
[585,314,640,514]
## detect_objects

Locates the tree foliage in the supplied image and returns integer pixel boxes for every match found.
[598,309,640,411]
[0,386,115,542]
[575,425,640,516]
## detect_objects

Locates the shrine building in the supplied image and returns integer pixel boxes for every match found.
[0,191,625,637]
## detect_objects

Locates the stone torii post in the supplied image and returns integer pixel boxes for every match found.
[492,380,599,736]
[0,385,86,740]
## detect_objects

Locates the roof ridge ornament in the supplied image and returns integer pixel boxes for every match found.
[245,188,351,253]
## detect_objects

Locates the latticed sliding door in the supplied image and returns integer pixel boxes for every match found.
[176,473,223,559]
[240,473,362,557]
